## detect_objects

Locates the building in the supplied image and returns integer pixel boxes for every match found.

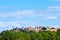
[24,26,42,32]
[13,26,57,32]
[49,27,57,32]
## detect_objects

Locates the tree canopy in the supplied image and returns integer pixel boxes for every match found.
[0,29,59,40]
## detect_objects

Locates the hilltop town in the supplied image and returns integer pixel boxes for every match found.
[13,26,57,32]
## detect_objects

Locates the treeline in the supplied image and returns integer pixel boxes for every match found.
[0,29,60,40]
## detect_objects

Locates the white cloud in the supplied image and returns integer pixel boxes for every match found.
[0,9,59,20]
[0,22,21,28]
[0,20,34,28]
[45,6,60,17]
[48,6,60,10]
[0,10,45,18]
[45,15,58,19]
[0,6,60,19]
[43,6,60,19]
[45,6,60,12]
[48,6,60,9]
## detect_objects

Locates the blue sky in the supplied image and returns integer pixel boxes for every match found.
[0,0,60,32]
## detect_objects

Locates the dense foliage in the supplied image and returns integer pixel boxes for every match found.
[0,29,60,40]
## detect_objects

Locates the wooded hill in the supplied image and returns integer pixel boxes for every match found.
[0,28,60,40]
